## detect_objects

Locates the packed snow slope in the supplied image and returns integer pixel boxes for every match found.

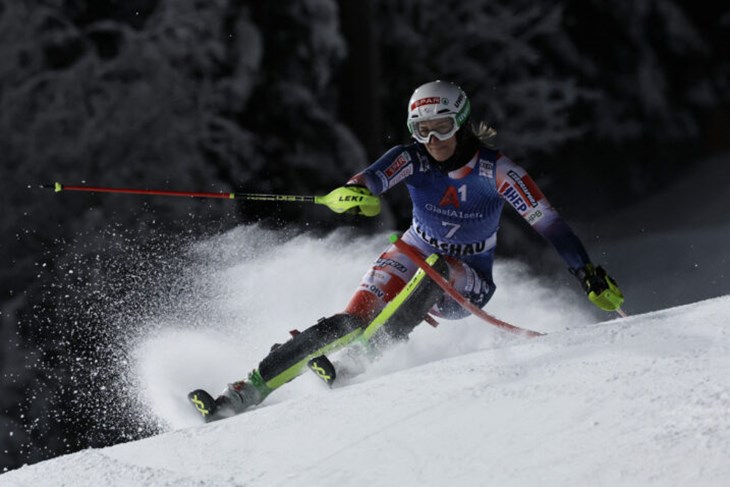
[2,284,729,485]
[1,215,728,485]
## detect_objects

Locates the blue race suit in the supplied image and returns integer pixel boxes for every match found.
[344,143,591,321]
[216,142,596,411]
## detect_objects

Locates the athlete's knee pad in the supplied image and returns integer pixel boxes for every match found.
[432,260,495,319]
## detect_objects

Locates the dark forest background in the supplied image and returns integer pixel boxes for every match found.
[1,0,729,472]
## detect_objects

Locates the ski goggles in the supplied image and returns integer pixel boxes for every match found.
[408,115,458,143]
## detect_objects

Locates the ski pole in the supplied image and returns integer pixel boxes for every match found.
[41,182,380,215]
[389,235,544,338]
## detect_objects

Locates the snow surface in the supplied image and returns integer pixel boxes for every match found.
[1,227,729,486]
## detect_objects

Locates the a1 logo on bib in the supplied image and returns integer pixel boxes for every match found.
[439,185,466,208]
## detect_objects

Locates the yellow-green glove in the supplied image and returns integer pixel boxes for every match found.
[345,185,380,216]
[572,264,624,311]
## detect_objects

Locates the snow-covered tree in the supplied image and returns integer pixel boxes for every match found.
[0,0,364,470]
[371,0,729,202]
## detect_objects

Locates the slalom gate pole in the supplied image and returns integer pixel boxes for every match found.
[390,235,544,338]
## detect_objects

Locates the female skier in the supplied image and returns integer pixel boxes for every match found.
[189,80,624,421]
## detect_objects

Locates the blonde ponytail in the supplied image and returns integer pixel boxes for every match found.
[472,121,498,148]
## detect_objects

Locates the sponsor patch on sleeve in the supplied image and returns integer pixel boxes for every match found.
[384,152,412,178]
[478,159,494,178]
[388,164,413,186]
[499,182,529,213]
[506,170,539,208]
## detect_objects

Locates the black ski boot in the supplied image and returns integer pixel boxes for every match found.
[188,370,272,422]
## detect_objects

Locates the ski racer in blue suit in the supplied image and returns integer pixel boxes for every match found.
[189,81,624,421]
[342,80,621,324]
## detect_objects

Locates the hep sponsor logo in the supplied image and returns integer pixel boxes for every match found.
[500,185,528,213]
[384,153,411,178]
[410,97,441,110]
[507,170,538,207]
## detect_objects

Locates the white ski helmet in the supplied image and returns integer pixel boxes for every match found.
[406,80,471,143]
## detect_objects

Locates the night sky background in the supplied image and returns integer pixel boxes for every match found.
[2,0,729,472]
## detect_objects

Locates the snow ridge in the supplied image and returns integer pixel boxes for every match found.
[3,294,729,487]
